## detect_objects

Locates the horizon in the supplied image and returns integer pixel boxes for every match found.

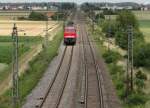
[0,0,150,4]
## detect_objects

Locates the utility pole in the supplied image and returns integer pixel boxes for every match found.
[44,3,49,48]
[90,8,94,33]
[108,15,111,51]
[12,23,19,108]
[126,25,134,97]
[128,25,134,91]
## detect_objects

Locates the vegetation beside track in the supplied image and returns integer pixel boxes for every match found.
[87,10,150,108]
[0,28,63,108]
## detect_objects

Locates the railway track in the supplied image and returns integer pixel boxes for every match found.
[36,46,74,108]
[79,18,105,108]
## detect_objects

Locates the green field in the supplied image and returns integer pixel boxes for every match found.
[132,11,150,43]
[139,20,150,43]
[0,36,42,81]
[0,44,29,64]
[0,36,42,64]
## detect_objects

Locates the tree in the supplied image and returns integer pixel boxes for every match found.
[116,10,138,29]
[29,11,48,21]
[101,20,117,38]
[51,12,66,21]
[134,70,147,93]
[103,9,116,15]
[103,50,121,64]
[115,10,144,49]
[95,13,105,23]
[133,43,150,68]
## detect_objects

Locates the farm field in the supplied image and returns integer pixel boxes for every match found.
[133,11,150,43]
[0,36,44,95]
[133,11,150,20]
[0,20,58,36]
[139,20,150,43]
[0,36,42,80]
[0,10,56,20]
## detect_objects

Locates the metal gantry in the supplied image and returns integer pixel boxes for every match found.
[128,25,134,91]
[12,23,19,108]
[45,17,49,48]
[126,25,134,97]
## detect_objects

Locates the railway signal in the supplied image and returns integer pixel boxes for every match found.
[12,23,20,108]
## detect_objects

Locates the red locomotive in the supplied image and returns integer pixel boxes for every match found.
[64,22,77,45]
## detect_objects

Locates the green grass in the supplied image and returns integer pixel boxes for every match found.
[0,44,30,83]
[0,36,42,64]
[139,20,150,28]
[0,63,8,73]
[132,11,150,43]
[0,36,42,84]
[0,28,63,108]
[0,36,42,43]
[138,20,150,43]
[0,44,29,64]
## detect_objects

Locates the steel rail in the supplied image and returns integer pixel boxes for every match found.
[38,46,67,108]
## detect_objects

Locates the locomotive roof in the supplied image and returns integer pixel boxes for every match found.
[65,26,75,30]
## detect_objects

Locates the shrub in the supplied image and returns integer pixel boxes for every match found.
[133,43,150,68]
[103,50,121,64]
[29,11,48,21]
[51,12,66,21]
[127,93,147,105]
[115,28,144,50]
[115,10,144,50]
[101,21,117,38]
[116,10,138,29]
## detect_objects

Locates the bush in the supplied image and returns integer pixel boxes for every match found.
[133,43,150,68]
[117,88,126,100]
[135,70,147,80]
[103,9,117,15]
[95,13,105,23]
[108,63,124,75]
[115,28,144,50]
[116,10,138,29]
[127,93,147,105]
[29,11,48,21]
[103,50,121,64]
[51,12,66,21]
[18,17,27,20]
[101,21,117,37]
[115,10,144,50]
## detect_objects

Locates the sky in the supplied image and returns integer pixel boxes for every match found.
[1,0,150,4]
